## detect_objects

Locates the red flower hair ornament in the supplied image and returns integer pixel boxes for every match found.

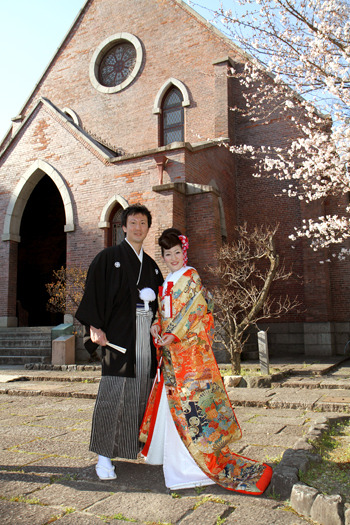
[178,234,189,266]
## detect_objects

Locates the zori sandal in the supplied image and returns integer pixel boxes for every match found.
[95,464,117,480]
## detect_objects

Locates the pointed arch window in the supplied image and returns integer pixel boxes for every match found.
[162,87,184,146]
[108,205,124,246]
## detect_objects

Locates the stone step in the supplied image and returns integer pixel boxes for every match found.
[0,347,51,356]
[0,343,52,352]
[0,327,53,365]
[0,327,52,333]
[0,331,51,340]
[272,378,350,389]
[0,355,51,365]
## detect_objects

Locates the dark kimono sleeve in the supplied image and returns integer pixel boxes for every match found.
[75,249,115,332]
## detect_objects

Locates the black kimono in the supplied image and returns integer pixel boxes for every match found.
[76,240,163,376]
[75,240,163,458]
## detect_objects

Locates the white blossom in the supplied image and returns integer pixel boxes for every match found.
[209,0,350,254]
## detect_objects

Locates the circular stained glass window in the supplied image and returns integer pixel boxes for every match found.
[90,33,143,94]
[99,42,137,87]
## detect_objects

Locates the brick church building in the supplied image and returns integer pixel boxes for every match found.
[1,0,349,358]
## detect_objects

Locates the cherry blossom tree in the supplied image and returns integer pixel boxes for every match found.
[197,0,350,253]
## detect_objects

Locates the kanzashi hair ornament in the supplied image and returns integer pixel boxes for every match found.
[178,234,189,265]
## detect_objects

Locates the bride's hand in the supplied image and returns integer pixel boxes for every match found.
[160,334,175,346]
[150,325,160,338]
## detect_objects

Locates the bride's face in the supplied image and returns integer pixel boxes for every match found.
[162,244,184,273]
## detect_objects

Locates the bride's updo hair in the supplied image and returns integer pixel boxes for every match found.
[158,228,182,255]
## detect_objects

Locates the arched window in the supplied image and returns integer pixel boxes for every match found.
[108,206,124,246]
[162,87,184,146]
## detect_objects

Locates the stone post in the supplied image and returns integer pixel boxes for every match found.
[258,330,270,375]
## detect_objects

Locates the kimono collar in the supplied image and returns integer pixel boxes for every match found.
[125,239,144,263]
[164,265,191,286]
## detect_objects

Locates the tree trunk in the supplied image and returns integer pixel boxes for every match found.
[230,349,242,375]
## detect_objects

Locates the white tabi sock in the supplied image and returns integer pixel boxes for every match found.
[97,455,113,469]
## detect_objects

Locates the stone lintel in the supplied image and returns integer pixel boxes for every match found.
[152,182,220,196]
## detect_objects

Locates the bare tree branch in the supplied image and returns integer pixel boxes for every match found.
[207,224,300,373]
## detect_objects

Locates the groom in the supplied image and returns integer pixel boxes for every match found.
[76,203,163,479]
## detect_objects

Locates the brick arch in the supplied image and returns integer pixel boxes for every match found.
[153,78,191,114]
[62,107,81,126]
[2,159,74,242]
[98,195,129,228]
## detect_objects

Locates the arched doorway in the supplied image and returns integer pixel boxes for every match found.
[17,175,66,326]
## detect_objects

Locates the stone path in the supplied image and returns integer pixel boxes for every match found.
[0,357,349,525]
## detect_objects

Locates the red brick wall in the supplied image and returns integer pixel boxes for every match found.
[186,191,222,285]
[1,0,350,334]
[6,0,244,155]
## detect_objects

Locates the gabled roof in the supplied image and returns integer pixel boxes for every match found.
[0,0,254,150]
[0,97,121,163]
[1,95,228,163]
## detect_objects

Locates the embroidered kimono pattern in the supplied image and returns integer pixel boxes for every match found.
[140,268,272,495]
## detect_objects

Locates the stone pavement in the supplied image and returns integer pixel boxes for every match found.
[0,357,349,525]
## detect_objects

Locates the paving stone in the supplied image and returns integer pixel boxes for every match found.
[0,475,49,498]
[317,392,350,408]
[233,407,270,422]
[1,363,349,525]
[277,378,322,389]
[35,481,113,510]
[30,455,96,472]
[50,429,91,442]
[320,379,350,389]
[268,390,322,409]
[119,458,167,490]
[179,500,233,525]
[2,425,68,445]
[174,484,235,500]
[11,439,92,458]
[227,438,252,455]
[238,444,287,463]
[0,499,62,525]
[239,423,289,435]
[43,419,91,431]
[79,460,167,492]
[228,388,275,406]
[48,510,116,523]
[1,381,98,399]
[242,432,302,448]
[0,449,50,466]
[88,491,196,523]
[224,498,309,524]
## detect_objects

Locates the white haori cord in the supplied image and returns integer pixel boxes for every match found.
[139,287,156,311]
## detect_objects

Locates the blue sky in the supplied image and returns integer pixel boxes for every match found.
[0,0,222,140]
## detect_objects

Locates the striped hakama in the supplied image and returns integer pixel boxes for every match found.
[89,308,153,459]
